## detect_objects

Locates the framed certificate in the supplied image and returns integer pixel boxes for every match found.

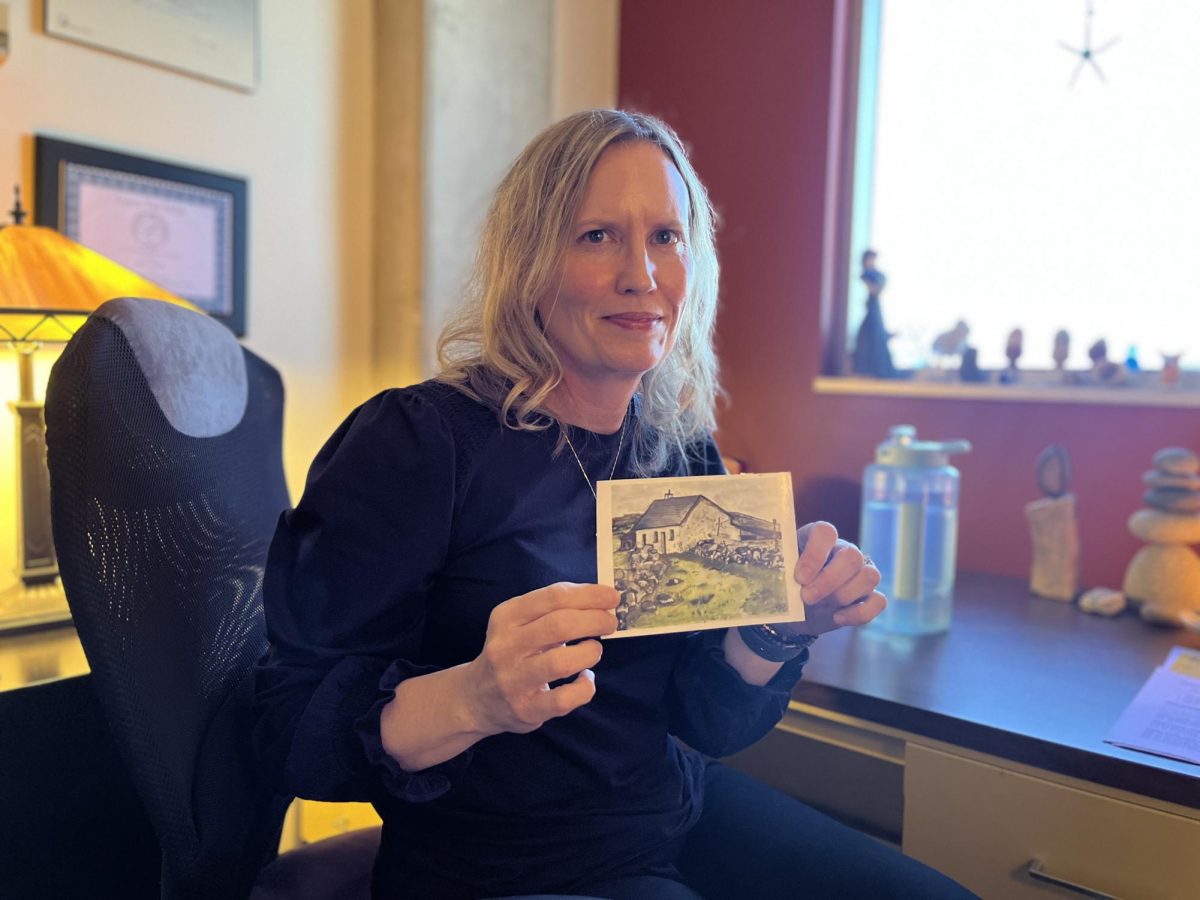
[44,0,259,92]
[34,137,248,335]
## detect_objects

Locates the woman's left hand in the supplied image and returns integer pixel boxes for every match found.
[779,521,885,637]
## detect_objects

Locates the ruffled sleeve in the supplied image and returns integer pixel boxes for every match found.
[252,387,468,803]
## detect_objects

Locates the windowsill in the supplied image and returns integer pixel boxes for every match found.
[813,375,1200,408]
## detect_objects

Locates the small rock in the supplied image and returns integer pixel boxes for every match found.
[1141,604,1184,626]
[1143,487,1200,514]
[1153,447,1200,476]
[1142,470,1200,490]
[1078,587,1126,616]
[1127,509,1200,543]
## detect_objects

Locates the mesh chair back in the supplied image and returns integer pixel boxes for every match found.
[45,298,292,900]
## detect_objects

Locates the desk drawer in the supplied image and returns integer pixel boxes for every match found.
[903,744,1199,900]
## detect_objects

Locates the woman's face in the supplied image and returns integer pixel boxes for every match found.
[539,141,692,393]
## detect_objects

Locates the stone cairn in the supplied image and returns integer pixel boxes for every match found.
[1123,448,1200,625]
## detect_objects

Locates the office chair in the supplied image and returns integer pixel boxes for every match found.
[45,297,379,900]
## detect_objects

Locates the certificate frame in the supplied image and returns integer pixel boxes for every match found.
[44,0,259,92]
[34,136,248,335]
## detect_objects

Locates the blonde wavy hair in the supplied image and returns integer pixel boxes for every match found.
[437,108,720,475]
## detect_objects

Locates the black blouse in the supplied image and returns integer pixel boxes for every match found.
[252,380,805,898]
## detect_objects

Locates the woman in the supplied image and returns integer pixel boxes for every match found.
[254,109,974,899]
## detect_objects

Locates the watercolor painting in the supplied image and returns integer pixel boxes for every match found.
[596,473,803,637]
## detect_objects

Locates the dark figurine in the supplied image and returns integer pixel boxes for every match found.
[1052,329,1070,372]
[999,328,1023,383]
[1088,338,1123,384]
[1007,328,1024,365]
[851,249,898,378]
[959,346,987,382]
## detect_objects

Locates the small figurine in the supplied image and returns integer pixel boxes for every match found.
[851,249,898,378]
[930,320,970,368]
[1088,338,1124,384]
[1000,328,1024,383]
[959,345,987,383]
[1125,346,1140,373]
[1162,353,1182,389]
[1052,329,1070,372]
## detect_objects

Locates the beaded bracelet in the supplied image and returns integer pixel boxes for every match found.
[737,623,818,663]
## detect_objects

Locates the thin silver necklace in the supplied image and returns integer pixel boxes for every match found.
[561,411,627,500]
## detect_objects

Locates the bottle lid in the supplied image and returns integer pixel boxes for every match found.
[875,425,971,468]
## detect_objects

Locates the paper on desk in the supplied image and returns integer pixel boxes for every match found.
[1105,647,1200,765]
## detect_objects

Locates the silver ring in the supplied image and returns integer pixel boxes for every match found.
[863,555,876,568]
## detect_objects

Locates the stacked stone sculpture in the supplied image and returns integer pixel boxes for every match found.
[1123,448,1200,625]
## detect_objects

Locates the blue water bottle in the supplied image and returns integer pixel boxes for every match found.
[859,426,971,635]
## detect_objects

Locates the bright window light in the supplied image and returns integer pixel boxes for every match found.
[849,0,1200,373]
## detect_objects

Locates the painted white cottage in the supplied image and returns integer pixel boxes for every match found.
[630,490,780,554]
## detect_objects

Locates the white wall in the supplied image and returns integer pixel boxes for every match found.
[0,0,374,588]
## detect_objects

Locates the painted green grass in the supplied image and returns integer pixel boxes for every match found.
[614,547,788,631]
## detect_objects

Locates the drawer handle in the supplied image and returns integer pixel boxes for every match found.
[1026,859,1121,900]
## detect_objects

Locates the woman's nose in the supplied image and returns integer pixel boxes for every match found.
[617,246,656,294]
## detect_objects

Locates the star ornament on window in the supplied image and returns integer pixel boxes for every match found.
[1059,0,1120,85]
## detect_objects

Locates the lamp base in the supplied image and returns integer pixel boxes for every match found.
[11,394,59,586]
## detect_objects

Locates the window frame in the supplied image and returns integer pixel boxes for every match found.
[817,0,1199,408]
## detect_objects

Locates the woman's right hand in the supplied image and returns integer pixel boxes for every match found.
[466,582,619,736]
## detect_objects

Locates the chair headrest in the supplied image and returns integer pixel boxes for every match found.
[95,297,248,438]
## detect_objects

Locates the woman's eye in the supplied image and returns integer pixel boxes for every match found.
[581,229,607,244]
[653,230,680,245]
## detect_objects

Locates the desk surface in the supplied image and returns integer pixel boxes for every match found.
[5,573,1197,807]
[0,622,87,694]
[795,571,1200,809]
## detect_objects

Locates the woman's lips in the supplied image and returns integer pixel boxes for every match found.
[604,312,662,330]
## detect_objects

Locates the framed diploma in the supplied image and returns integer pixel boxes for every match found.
[44,0,258,92]
[34,137,248,335]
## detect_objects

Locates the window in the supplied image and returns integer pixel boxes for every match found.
[841,0,1200,381]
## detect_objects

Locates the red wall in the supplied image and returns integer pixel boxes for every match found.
[619,0,1200,589]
